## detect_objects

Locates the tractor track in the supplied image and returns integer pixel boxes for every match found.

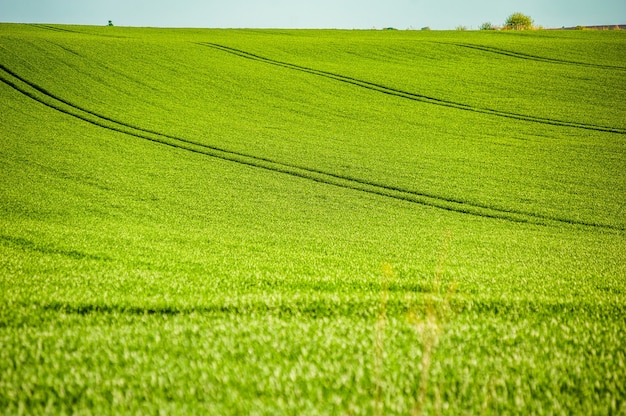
[198,42,626,135]
[448,42,626,71]
[1,63,622,231]
[30,24,81,34]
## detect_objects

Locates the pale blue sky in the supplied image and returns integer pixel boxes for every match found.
[0,0,624,30]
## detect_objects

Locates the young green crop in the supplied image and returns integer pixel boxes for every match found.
[1,24,625,414]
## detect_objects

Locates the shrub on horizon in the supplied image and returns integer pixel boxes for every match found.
[504,12,534,30]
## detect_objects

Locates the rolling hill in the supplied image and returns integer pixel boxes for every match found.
[1,24,625,414]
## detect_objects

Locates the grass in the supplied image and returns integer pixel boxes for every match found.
[1,24,625,414]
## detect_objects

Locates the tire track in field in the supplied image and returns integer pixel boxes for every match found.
[0,64,622,230]
[198,42,626,135]
[30,24,81,34]
[0,235,108,261]
[447,42,626,71]
[29,23,129,39]
[26,297,626,318]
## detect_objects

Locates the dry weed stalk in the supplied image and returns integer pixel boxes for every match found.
[374,231,457,416]
[410,230,456,416]
[374,262,393,416]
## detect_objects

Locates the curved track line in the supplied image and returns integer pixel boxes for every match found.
[197,42,626,135]
[30,24,81,34]
[1,64,622,231]
[29,23,129,39]
[449,42,626,71]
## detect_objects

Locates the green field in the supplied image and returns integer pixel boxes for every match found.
[1,24,625,414]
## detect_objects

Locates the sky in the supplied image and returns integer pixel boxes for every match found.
[0,0,624,30]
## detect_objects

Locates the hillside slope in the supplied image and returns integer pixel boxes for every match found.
[1,25,625,414]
